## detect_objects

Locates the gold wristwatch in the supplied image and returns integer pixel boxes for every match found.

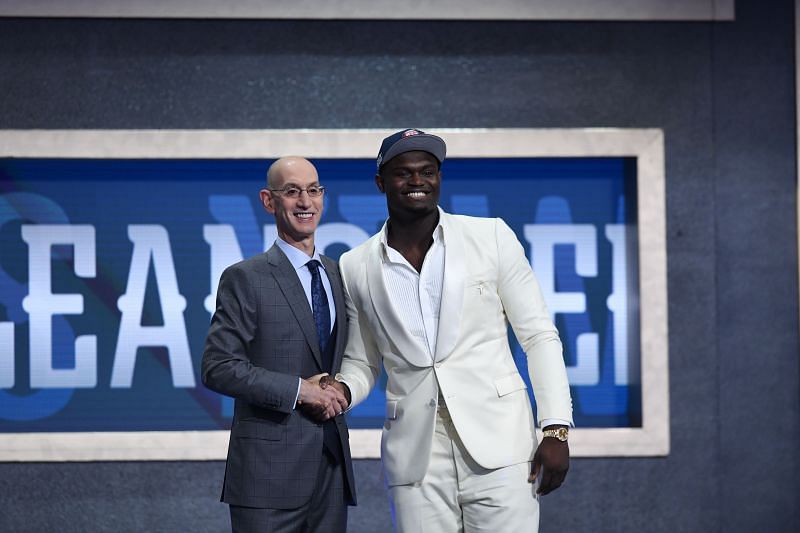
[541,427,569,442]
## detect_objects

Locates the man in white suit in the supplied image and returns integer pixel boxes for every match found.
[326,129,573,532]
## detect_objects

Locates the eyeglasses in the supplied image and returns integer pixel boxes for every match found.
[269,185,326,198]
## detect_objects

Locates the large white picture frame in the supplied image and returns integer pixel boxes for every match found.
[0,128,668,459]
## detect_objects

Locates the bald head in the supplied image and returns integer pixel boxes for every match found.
[267,156,318,189]
[260,156,323,255]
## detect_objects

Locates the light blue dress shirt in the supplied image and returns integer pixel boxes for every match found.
[274,238,337,408]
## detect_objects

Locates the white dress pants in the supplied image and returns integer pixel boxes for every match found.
[388,403,540,533]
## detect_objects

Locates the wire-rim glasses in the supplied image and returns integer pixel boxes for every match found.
[269,185,326,198]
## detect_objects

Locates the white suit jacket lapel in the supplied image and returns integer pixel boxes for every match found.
[365,236,432,368]
[434,213,465,363]
[321,255,346,371]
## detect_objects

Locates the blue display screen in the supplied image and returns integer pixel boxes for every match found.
[0,156,640,431]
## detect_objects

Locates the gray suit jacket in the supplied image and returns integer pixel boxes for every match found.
[201,244,356,509]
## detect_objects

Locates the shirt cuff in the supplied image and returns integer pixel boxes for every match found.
[293,377,302,409]
[540,418,573,428]
[334,376,355,413]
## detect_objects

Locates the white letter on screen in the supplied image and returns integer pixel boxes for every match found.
[605,224,631,385]
[0,322,12,388]
[112,225,194,388]
[203,224,244,316]
[202,224,277,316]
[524,224,599,386]
[21,224,97,388]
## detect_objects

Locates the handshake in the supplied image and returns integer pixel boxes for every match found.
[297,373,352,423]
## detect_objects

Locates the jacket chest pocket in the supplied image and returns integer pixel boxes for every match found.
[465,279,502,318]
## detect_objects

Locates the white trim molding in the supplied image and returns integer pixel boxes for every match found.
[0,0,733,21]
[0,128,669,460]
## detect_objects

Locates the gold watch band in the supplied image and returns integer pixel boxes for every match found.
[541,427,569,442]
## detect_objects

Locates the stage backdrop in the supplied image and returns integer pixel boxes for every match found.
[0,128,668,460]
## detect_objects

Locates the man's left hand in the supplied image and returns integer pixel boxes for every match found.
[530,429,570,495]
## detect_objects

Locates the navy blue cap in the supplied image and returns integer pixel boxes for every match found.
[376,129,446,170]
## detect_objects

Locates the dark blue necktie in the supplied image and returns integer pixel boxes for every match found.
[307,259,340,463]
[306,259,331,355]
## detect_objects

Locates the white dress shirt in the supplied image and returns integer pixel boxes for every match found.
[275,238,337,330]
[380,223,445,359]
[274,238,336,407]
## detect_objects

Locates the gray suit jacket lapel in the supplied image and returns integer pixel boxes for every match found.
[266,245,324,370]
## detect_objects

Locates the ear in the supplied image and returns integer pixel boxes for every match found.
[260,189,276,214]
[374,173,385,193]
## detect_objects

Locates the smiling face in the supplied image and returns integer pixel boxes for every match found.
[260,157,323,253]
[376,150,441,220]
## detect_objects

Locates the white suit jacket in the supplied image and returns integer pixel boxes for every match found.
[337,211,573,486]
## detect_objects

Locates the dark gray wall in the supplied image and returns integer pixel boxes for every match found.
[1,0,798,531]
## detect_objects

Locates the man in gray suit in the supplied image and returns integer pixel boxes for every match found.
[202,156,356,533]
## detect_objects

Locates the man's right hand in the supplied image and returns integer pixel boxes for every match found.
[319,375,352,405]
[297,373,348,422]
